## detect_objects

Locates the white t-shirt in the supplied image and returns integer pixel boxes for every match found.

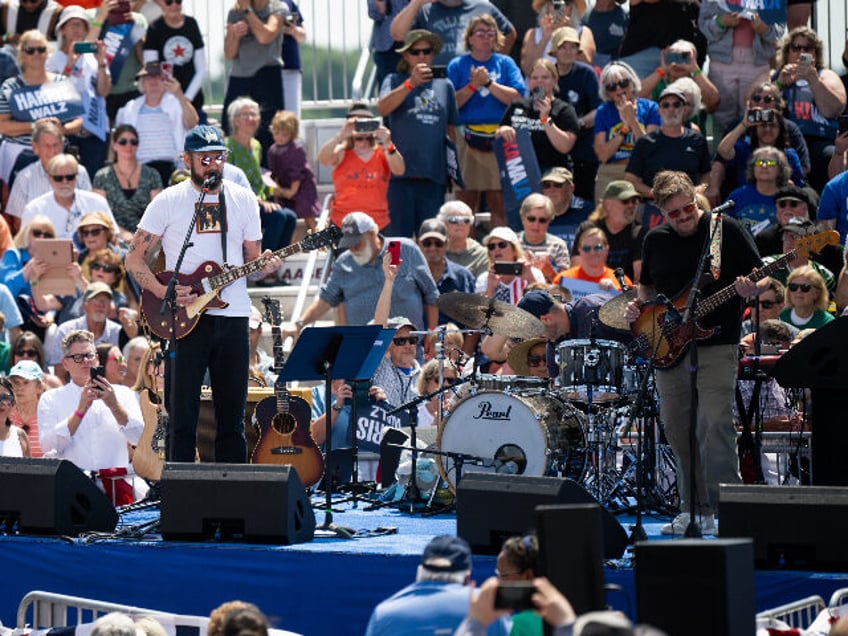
[21,190,117,240]
[136,178,262,317]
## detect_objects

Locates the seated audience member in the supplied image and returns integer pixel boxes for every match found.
[439,201,489,278]
[418,219,476,323]
[6,121,93,234]
[76,212,126,265]
[38,329,143,503]
[217,604,269,636]
[571,180,644,282]
[763,217,835,294]
[415,358,460,427]
[517,193,570,282]
[8,359,47,458]
[780,265,834,330]
[208,601,265,636]
[97,342,128,386]
[122,336,150,388]
[508,337,550,380]
[639,39,719,118]
[0,376,29,458]
[115,61,200,186]
[366,534,510,636]
[542,167,592,250]
[20,154,117,241]
[740,278,797,339]
[92,124,164,242]
[476,226,545,304]
[267,110,320,232]
[726,146,790,237]
[10,331,62,389]
[371,316,423,409]
[554,226,631,292]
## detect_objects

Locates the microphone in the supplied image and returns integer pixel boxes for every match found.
[710,200,735,217]
[656,294,682,323]
[201,173,222,191]
[614,267,630,291]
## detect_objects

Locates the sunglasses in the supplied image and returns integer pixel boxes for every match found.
[199,153,227,166]
[541,181,565,189]
[446,216,471,224]
[754,158,778,168]
[791,43,814,52]
[23,46,47,55]
[51,173,77,182]
[580,243,605,253]
[15,348,38,358]
[164,0,183,4]
[777,199,802,208]
[392,336,417,346]
[525,215,550,224]
[116,137,139,146]
[473,28,497,37]
[421,239,445,248]
[659,100,684,109]
[0,394,14,404]
[663,200,697,220]
[605,78,631,92]
[31,229,54,238]
[759,300,778,309]
[64,351,97,363]
[751,94,777,104]
[527,354,546,367]
[788,283,812,292]
[408,47,433,56]
[80,227,104,237]
[108,354,125,364]
[487,241,510,250]
[442,377,459,386]
[91,261,118,273]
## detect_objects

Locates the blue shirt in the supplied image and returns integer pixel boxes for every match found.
[818,170,848,245]
[726,184,778,237]
[434,258,476,325]
[594,98,661,163]
[448,53,526,125]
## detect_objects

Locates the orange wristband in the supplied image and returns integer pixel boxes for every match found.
[403,79,414,91]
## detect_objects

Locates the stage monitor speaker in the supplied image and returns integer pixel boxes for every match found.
[536,504,605,615]
[456,473,627,558]
[160,463,315,544]
[0,457,118,536]
[636,539,754,636]
[719,484,848,570]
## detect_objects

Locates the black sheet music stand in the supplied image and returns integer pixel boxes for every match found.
[280,325,392,532]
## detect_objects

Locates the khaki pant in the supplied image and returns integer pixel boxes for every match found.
[594,161,628,205]
[655,344,742,514]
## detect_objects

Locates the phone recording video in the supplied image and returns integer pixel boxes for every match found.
[430,65,447,79]
[90,366,106,383]
[388,240,401,266]
[494,261,523,276]
[494,582,537,611]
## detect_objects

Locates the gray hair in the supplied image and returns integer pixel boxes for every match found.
[91,613,142,636]
[123,336,150,359]
[520,193,554,219]
[437,200,473,221]
[599,61,641,102]
[415,565,469,584]
[47,153,79,175]
[226,96,260,126]
[61,329,94,356]
[669,77,701,115]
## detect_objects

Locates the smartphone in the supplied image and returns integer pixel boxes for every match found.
[354,118,381,133]
[387,240,401,266]
[746,109,775,124]
[430,65,447,79]
[552,0,566,20]
[90,366,106,382]
[838,114,848,135]
[665,51,690,66]
[73,41,98,54]
[799,53,813,65]
[494,261,523,276]
[530,86,545,101]
[107,0,132,25]
[160,62,174,79]
[494,582,537,611]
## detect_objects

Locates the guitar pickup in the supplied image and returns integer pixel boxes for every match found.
[270,447,303,455]
[200,278,213,294]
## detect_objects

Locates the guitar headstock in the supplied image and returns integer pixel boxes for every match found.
[301,224,343,252]
[261,295,282,328]
[795,230,840,259]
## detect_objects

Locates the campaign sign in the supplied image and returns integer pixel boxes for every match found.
[9,81,83,122]
[495,128,542,227]
[446,136,465,190]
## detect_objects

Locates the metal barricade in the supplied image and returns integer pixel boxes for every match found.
[755,594,826,630]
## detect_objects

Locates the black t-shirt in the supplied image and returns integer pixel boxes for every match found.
[144,16,206,107]
[640,213,761,345]
[626,128,711,189]
[501,97,579,172]
[571,219,645,281]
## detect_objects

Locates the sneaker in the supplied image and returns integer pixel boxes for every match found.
[660,513,716,535]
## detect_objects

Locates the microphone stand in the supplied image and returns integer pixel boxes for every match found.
[163,177,215,461]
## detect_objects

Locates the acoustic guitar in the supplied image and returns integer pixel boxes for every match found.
[631,230,839,369]
[250,297,324,486]
[133,389,167,481]
[141,225,340,340]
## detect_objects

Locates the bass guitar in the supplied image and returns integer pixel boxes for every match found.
[631,230,839,369]
[250,297,325,487]
[141,225,340,340]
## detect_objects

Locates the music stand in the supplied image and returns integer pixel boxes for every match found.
[280,325,391,532]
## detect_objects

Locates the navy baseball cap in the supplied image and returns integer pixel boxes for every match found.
[420,535,472,572]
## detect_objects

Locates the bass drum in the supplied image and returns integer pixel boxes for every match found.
[437,390,587,492]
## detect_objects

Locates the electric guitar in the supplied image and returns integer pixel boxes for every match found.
[141,225,340,340]
[631,230,839,369]
[250,297,325,486]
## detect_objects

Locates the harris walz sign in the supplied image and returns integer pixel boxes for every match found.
[9,81,83,123]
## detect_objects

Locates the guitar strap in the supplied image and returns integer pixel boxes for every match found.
[218,185,229,265]
[709,212,721,280]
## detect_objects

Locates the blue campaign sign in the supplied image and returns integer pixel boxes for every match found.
[8,81,83,122]
[494,128,542,224]
[101,22,135,81]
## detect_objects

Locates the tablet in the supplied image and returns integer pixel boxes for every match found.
[29,239,76,296]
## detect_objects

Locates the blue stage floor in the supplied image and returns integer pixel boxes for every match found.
[2,495,848,636]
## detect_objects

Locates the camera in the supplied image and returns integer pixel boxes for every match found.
[665,51,691,66]
[494,582,537,611]
[284,13,297,26]
[494,261,523,276]
[354,118,381,133]
[746,109,776,124]
[799,53,813,65]
[530,86,545,101]
[430,65,447,79]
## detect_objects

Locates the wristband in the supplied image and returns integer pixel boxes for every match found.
[403,79,414,91]
[92,20,103,28]
[620,126,630,135]
[484,78,493,88]
[62,65,72,75]
[691,68,703,77]
[540,116,550,126]
[74,410,85,420]
[655,67,665,78]
[715,15,726,29]
[30,279,37,287]
[466,83,477,93]
[244,6,253,13]
[386,143,397,154]
[775,79,785,90]
[331,403,343,413]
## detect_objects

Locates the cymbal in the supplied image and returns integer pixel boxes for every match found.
[438,292,544,338]
[598,289,638,331]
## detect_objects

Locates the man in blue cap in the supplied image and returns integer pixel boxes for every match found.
[126,125,281,463]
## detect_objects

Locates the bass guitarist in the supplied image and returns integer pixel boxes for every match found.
[126,125,282,463]
[623,171,764,535]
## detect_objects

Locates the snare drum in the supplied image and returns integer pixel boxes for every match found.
[437,390,587,492]
[558,339,627,402]
[475,374,548,393]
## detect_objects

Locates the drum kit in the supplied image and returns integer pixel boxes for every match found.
[400,291,679,515]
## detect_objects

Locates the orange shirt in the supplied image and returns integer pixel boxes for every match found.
[553,265,632,289]
[331,148,391,230]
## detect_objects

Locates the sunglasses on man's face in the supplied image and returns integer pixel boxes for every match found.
[421,239,445,248]
[525,215,550,224]
[663,201,697,220]
[777,199,802,208]
[392,336,418,346]
[51,173,76,182]
[758,300,778,309]
[527,354,546,367]
[541,181,565,189]
[408,47,433,56]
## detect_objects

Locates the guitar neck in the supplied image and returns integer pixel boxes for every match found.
[208,243,304,291]
[694,250,796,320]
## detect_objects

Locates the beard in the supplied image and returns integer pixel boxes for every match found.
[351,241,375,266]
[190,166,223,190]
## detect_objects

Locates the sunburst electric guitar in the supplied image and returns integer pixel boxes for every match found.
[631,230,839,368]
[250,297,325,486]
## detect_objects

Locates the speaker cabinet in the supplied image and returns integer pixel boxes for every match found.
[0,457,117,536]
[456,473,627,558]
[160,463,315,544]
[536,504,606,615]
[636,539,754,636]
[720,484,848,570]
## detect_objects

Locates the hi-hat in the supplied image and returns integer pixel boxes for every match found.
[438,292,544,338]
[598,289,638,331]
